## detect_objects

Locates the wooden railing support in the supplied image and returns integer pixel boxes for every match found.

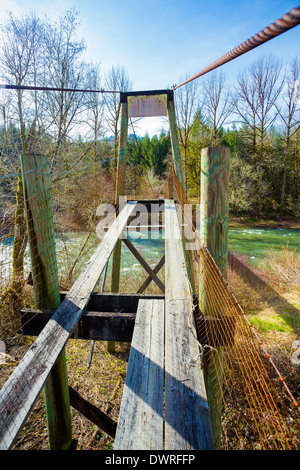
[199,146,230,449]
[110,101,129,353]
[21,154,72,450]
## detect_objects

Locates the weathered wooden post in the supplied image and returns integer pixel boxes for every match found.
[167,95,184,189]
[21,154,72,450]
[109,97,129,352]
[199,146,230,449]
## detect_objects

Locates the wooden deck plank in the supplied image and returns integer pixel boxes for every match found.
[0,202,136,450]
[164,200,190,300]
[164,199,214,450]
[114,299,164,450]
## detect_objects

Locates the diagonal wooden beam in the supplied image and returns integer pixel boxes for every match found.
[69,387,117,438]
[0,202,136,450]
[122,238,165,294]
[137,255,165,294]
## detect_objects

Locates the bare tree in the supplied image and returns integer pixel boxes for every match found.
[276,57,300,214]
[0,11,45,153]
[43,9,88,165]
[233,56,283,215]
[0,9,89,307]
[201,70,233,146]
[174,77,199,193]
[0,12,45,307]
[84,62,105,171]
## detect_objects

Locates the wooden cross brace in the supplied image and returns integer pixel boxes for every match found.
[122,237,165,294]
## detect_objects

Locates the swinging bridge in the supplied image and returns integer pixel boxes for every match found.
[0,6,300,451]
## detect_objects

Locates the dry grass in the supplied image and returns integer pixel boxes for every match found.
[228,247,300,337]
[0,339,130,450]
[260,246,300,291]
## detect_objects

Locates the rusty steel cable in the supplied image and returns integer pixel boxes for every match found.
[173,5,300,90]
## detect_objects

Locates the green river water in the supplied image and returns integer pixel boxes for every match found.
[228,227,300,266]
[121,227,300,271]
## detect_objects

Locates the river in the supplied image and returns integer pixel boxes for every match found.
[0,227,299,280]
[228,227,300,266]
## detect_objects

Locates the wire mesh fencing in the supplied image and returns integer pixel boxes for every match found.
[0,156,107,341]
[167,163,300,450]
[1,149,299,450]
[0,164,34,346]
[0,155,59,448]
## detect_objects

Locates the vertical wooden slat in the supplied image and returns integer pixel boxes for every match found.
[199,146,230,449]
[21,154,72,450]
[167,99,184,188]
[115,101,128,204]
[111,102,128,293]
[164,200,214,450]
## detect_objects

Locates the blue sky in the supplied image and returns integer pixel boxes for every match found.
[0,0,299,135]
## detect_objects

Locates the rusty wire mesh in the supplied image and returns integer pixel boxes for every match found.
[167,164,300,450]
[0,157,59,449]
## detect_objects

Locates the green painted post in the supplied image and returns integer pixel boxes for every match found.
[21,154,72,450]
[167,98,184,189]
[114,100,128,205]
[199,146,230,449]
[109,101,128,353]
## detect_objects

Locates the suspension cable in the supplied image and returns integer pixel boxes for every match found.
[0,84,120,94]
[172,5,300,90]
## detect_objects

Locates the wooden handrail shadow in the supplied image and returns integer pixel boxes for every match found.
[228,250,300,334]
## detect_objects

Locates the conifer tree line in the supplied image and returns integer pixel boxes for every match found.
[0,9,299,218]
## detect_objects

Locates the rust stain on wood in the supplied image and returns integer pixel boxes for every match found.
[128,94,167,118]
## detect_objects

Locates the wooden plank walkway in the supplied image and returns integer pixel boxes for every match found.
[114,200,214,450]
[0,202,136,450]
[114,299,165,450]
[164,199,214,450]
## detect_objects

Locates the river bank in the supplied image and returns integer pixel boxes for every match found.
[229,215,300,230]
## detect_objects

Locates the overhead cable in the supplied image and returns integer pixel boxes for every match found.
[0,84,120,94]
[173,5,300,90]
